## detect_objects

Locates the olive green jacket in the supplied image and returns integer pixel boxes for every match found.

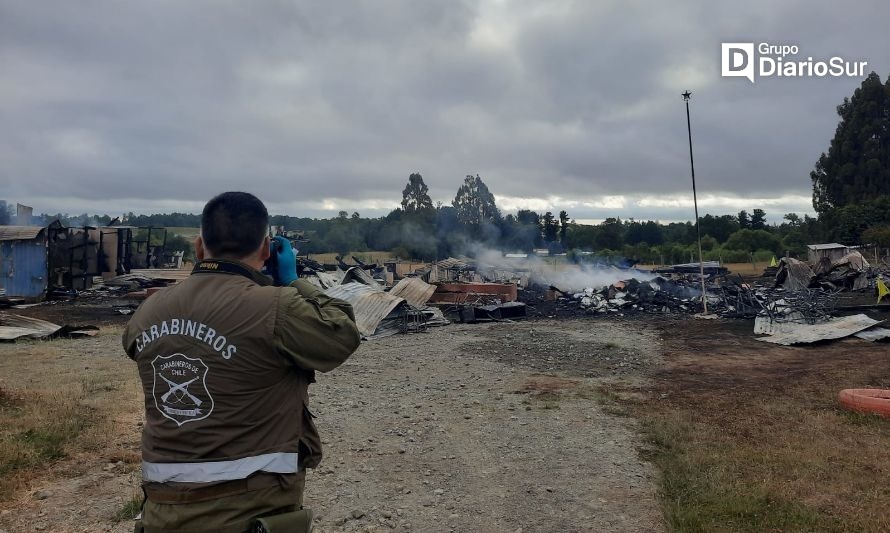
[122,259,361,488]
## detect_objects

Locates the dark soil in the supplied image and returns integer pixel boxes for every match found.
[461,317,664,378]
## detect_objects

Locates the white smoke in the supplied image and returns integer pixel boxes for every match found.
[467,243,653,292]
[530,262,654,292]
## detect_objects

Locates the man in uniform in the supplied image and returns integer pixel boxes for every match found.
[123,192,361,532]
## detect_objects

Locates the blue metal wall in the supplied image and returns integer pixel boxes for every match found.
[0,237,48,299]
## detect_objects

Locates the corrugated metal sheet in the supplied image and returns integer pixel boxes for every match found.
[0,225,44,241]
[755,314,882,345]
[0,312,61,340]
[0,312,99,341]
[832,251,870,271]
[807,243,846,251]
[325,282,406,337]
[669,261,723,269]
[775,258,815,291]
[341,266,381,288]
[389,277,435,307]
[435,257,473,269]
[854,327,890,342]
[303,271,341,290]
[0,230,48,299]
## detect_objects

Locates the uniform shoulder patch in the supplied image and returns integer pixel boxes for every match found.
[151,353,215,426]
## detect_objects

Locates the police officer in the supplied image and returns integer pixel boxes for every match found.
[123,192,361,533]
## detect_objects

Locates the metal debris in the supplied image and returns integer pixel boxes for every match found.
[853,327,890,342]
[0,313,98,341]
[774,258,816,291]
[754,313,882,345]
[324,283,406,338]
[389,277,436,308]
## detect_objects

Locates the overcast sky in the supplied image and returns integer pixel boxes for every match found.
[2,1,888,223]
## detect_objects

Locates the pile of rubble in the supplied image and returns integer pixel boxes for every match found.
[748,251,890,345]
[302,270,451,340]
[566,277,701,315]
[519,251,884,320]
[775,250,877,292]
[0,271,178,310]
[751,288,889,345]
[813,251,872,290]
[520,275,706,318]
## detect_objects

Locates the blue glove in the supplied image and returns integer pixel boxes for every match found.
[271,236,298,286]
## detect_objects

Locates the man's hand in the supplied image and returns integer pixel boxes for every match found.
[272,236,298,286]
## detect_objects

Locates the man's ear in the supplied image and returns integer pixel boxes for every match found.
[195,236,205,261]
[259,236,271,262]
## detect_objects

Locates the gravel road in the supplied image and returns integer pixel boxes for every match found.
[307,320,663,532]
[0,319,663,533]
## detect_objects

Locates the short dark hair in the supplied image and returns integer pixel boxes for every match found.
[201,192,269,258]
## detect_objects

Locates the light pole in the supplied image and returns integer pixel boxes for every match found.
[683,90,708,314]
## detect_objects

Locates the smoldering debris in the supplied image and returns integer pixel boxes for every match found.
[521,276,704,318]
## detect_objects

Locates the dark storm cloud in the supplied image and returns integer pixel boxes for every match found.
[1,0,888,220]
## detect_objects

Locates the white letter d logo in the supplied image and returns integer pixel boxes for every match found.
[722,43,754,83]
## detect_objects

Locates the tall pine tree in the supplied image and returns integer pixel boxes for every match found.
[558,210,569,245]
[542,211,557,243]
[452,174,500,227]
[750,209,767,230]
[811,72,890,214]
[400,173,434,214]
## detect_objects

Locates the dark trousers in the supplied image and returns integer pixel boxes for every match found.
[140,472,306,533]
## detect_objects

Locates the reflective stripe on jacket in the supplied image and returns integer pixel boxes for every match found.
[142,452,299,483]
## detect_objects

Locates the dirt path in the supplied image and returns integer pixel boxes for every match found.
[0,319,664,533]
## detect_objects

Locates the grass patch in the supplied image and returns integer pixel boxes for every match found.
[82,375,118,394]
[0,388,93,499]
[0,330,142,504]
[840,410,887,427]
[641,416,838,532]
[624,388,890,532]
[114,492,144,522]
[16,428,72,461]
[623,318,890,531]
[586,385,631,416]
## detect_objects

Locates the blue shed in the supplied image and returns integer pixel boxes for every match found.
[0,226,49,300]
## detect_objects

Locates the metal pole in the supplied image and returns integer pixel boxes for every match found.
[683,91,708,314]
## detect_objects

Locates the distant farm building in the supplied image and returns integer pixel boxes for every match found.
[807,243,850,264]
